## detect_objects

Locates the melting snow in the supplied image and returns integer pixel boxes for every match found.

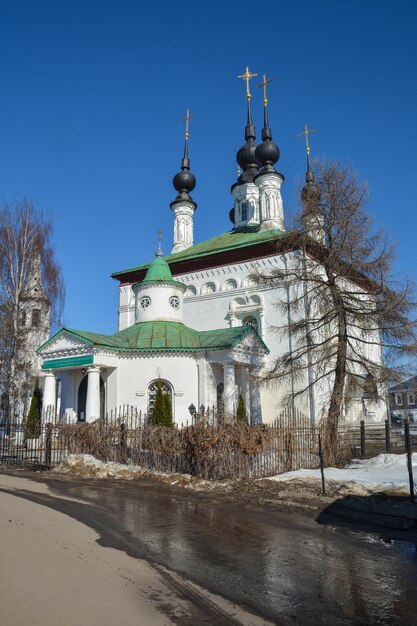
[268,453,417,495]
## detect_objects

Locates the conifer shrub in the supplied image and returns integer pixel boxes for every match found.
[151,379,173,427]
[25,377,42,439]
[236,393,248,424]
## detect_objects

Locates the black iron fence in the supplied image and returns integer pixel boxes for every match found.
[0,407,415,480]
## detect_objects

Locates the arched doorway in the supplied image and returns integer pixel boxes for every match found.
[77,375,105,421]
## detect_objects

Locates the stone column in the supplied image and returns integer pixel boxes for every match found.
[249,367,262,425]
[223,362,236,418]
[42,370,56,417]
[85,366,101,422]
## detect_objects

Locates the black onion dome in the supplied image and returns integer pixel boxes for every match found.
[301,171,321,212]
[255,139,280,171]
[173,169,196,194]
[229,207,235,224]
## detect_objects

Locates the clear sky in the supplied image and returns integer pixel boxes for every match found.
[0,0,416,334]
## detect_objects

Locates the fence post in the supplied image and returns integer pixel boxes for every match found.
[119,422,127,464]
[318,433,326,496]
[45,423,52,468]
[360,420,365,459]
[385,418,390,453]
[404,418,415,503]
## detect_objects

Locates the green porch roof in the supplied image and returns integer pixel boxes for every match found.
[112,225,287,278]
[39,321,270,355]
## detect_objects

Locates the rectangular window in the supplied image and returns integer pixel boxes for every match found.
[32,309,41,328]
[408,394,415,405]
[395,394,403,406]
[241,202,247,221]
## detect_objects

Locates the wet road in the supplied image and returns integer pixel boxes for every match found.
[4,474,417,625]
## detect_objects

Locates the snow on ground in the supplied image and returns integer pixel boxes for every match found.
[268,453,417,496]
[54,454,231,491]
[55,453,417,497]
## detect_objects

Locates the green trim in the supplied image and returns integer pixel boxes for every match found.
[40,322,269,355]
[42,355,93,370]
[112,226,288,278]
[133,279,187,292]
[36,328,94,353]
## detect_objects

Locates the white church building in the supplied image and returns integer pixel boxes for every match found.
[38,76,387,426]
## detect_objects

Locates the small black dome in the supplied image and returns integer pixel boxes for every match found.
[301,181,321,209]
[237,141,258,171]
[173,169,196,194]
[229,207,235,224]
[255,140,280,170]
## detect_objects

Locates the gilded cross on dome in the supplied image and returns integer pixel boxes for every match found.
[298,124,316,155]
[237,66,258,101]
[257,74,274,106]
[182,109,195,140]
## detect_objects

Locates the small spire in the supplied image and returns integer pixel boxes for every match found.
[156,229,163,257]
[237,66,257,140]
[298,125,321,210]
[298,124,316,181]
[254,74,280,174]
[172,110,197,203]
[257,74,274,140]
[180,109,195,170]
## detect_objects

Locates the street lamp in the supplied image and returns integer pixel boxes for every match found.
[188,403,196,417]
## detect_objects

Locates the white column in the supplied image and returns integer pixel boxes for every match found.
[197,359,207,409]
[42,370,56,417]
[249,367,262,425]
[85,366,101,422]
[223,362,236,418]
[171,201,195,253]
[256,173,285,231]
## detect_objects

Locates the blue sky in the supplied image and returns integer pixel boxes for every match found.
[0,0,416,334]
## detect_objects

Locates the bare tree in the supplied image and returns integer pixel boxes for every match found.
[0,199,65,422]
[264,159,417,457]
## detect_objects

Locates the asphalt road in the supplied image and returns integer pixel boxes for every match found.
[1,471,417,625]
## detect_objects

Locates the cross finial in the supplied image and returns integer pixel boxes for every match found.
[182,109,195,141]
[237,66,258,101]
[257,74,273,106]
[298,124,316,155]
[156,228,163,257]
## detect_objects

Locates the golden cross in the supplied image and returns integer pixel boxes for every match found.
[182,109,195,140]
[298,124,316,154]
[257,74,274,106]
[237,66,258,100]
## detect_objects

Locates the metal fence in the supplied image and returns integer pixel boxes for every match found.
[0,407,415,480]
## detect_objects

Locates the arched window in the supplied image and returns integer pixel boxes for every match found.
[185,286,197,297]
[147,379,173,416]
[244,275,259,287]
[223,279,237,291]
[202,282,216,294]
[242,316,259,332]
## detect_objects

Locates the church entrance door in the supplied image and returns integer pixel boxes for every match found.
[77,375,105,421]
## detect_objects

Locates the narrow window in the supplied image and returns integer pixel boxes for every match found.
[32,309,41,328]
[395,394,403,406]
[241,202,248,221]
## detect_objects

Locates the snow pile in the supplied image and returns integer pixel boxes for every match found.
[55,454,149,480]
[54,454,232,490]
[268,453,417,496]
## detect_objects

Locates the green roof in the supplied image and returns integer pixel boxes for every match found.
[142,257,174,282]
[38,321,269,355]
[112,225,287,278]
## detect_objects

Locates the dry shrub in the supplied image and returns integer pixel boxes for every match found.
[320,421,353,468]
[58,420,121,462]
